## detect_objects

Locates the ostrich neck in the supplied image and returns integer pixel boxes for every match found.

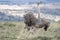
[38,6,40,21]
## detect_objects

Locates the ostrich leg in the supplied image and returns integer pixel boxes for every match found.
[44,24,49,31]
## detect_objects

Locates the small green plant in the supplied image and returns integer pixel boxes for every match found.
[29,36,52,40]
[8,23,16,27]
[0,25,3,28]
[3,22,16,27]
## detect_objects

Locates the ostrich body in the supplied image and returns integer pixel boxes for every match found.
[24,12,50,32]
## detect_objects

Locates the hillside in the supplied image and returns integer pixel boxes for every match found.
[0,4,60,21]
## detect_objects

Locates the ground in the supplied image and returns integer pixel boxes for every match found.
[0,21,60,40]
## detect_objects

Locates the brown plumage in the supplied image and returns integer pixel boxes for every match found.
[24,12,50,31]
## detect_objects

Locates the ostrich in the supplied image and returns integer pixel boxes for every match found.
[24,2,50,32]
[24,12,50,31]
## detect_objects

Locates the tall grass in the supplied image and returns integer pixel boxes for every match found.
[0,21,60,40]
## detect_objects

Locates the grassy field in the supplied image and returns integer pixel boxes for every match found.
[0,21,60,40]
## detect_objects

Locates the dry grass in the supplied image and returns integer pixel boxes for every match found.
[0,21,60,40]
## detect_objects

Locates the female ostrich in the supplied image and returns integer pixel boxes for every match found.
[24,12,50,31]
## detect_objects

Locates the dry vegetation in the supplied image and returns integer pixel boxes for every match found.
[0,21,60,40]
